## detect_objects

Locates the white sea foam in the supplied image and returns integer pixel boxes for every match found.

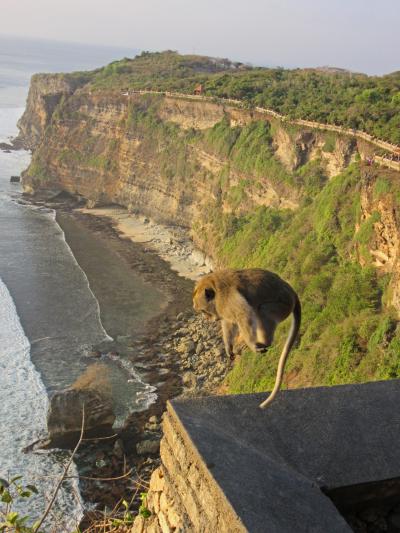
[53,208,161,412]
[56,210,113,342]
[0,278,83,531]
[46,207,160,412]
[106,352,158,410]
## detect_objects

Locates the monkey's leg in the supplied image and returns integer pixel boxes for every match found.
[231,291,261,353]
[222,320,238,360]
[236,312,261,353]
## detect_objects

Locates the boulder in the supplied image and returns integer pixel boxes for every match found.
[10,175,20,182]
[176,340,195,355]
[182,371,197,389]
[136,438,160,456]
[47,388,115,448]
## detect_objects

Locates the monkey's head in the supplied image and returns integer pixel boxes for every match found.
[193,276,219,321]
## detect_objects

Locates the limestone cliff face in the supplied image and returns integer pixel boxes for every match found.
[17,73,89,150]
[357,168,400,312]
[19,78,400,313]
[21,83,359,222]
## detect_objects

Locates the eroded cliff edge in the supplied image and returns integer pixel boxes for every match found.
[18,67,400,391]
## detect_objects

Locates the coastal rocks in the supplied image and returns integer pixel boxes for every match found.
[137,415,162,455]
[47,387,115,447]
[146,415,161,432]
[17,72,88,150]
[0,140,24,151]
[10,175,20,182]
[175,339,195,355]
[136,439,160,456]
[147,311,230,396]
[182,372,197,389]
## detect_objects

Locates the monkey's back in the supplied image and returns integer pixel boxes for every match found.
[215,268,297,308]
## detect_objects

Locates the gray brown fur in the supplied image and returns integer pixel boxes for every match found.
[193,269,301,408]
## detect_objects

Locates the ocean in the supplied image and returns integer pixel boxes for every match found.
[0,36,159,531]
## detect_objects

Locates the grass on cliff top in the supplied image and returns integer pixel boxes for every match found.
[80,50,400,144]
[203,164,400,392]
[88,50,244,92]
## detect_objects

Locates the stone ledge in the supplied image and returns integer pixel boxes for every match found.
[133,379,400,532]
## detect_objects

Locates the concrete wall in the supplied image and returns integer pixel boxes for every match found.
[131,402,246,533]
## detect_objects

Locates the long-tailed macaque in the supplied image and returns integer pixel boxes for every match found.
[193,269,301,408]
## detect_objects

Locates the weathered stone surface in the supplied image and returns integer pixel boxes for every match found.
[17,73,87,150]
[138,380,400,532]
[47,387,115,447]
[136,438,160,456]
[358,170,400,314]
[172,380,400,493]
[161,380,400,532]
[149,468,165,493]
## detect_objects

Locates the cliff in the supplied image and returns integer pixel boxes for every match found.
[133,381,400,533]
[19,85,364,223]
[19,53,400,393]
[17,72,91,150]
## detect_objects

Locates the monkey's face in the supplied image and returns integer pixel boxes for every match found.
[193,280,219,321]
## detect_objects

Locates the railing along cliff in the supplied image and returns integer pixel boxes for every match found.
[120,89,400,171]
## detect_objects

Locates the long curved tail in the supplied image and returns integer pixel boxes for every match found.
[259,294,301,409]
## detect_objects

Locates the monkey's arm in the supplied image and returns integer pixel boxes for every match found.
[221,320,238,360]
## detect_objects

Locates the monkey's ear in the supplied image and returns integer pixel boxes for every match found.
[205,288,215,301]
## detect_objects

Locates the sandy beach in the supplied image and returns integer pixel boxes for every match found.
[78,206,213,281]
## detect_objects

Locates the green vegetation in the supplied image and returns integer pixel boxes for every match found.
[0,476,42,532]
[203,69,400,144]
[138,493,151,519]
[58,147,115,171]
[355,211,381,245]
[78,51,400,144]
[373,177,392,198]
[199,164,400,393]
[322,133,336,153]
[88,50,236,93]
[202,119,294,188]
[111,499,136,527]
[25,53,400,395]
[26,160,52,183]
[125,96,198,181]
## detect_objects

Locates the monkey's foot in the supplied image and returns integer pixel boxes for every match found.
[255,343,269,354]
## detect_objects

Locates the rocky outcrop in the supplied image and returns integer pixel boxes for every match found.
[17,73,89,150]
[158,97,225,130]
[357,167,400,313]
[18,76,400,319]
[19,86,360,229]
[132,403,248,533]
[47,387,115,448]
[161,311,229,395]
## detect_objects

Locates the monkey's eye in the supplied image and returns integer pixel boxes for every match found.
[205,288,215,301]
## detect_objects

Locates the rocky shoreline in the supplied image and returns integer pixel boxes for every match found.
[78,206,213,281]
[23,194,230,529]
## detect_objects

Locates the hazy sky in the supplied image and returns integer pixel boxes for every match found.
[1,0,399,75]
